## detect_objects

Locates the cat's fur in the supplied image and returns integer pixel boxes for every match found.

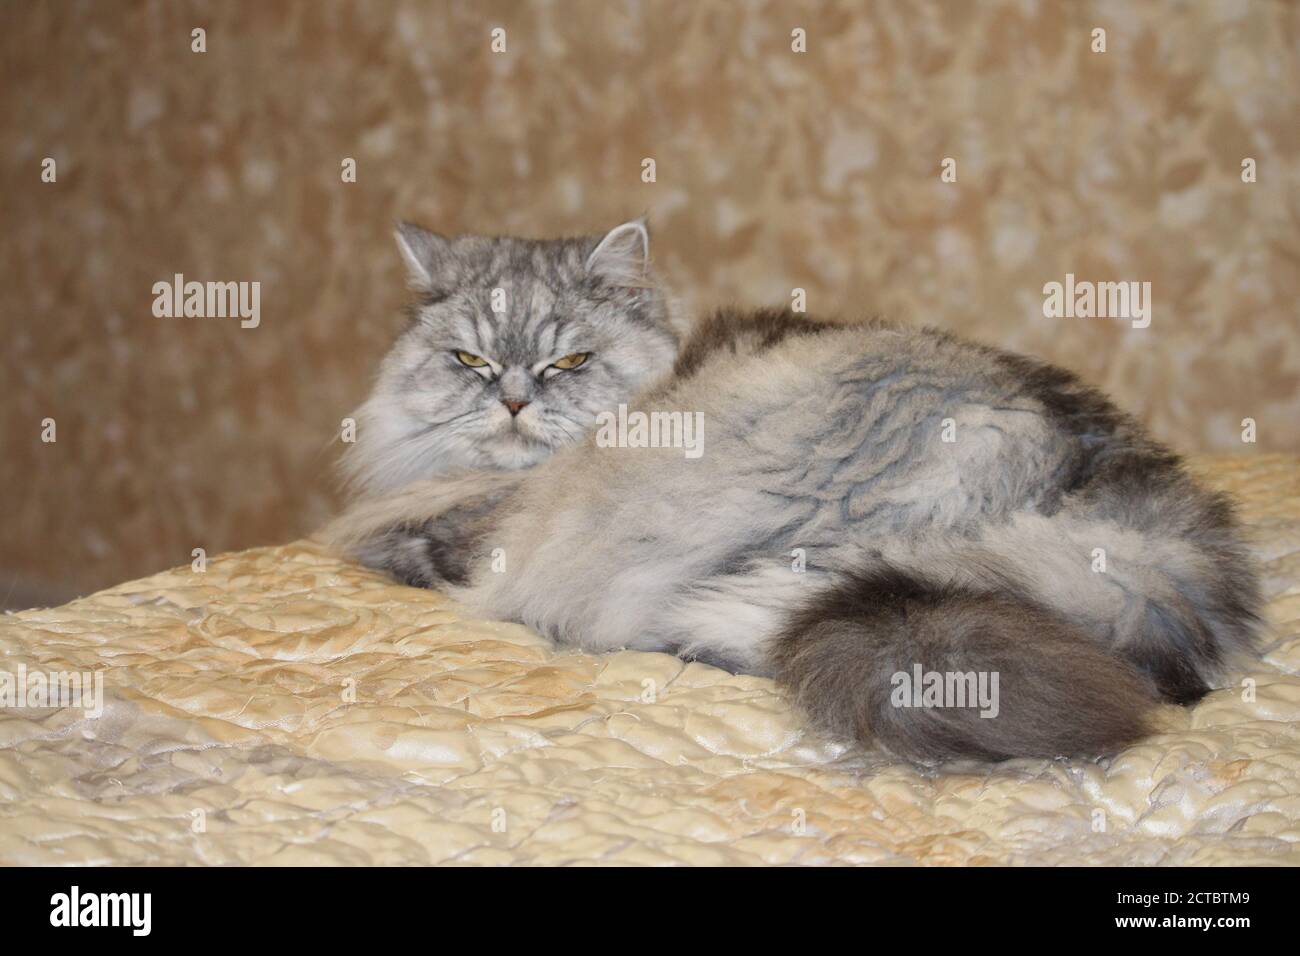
[330,224,1262,763]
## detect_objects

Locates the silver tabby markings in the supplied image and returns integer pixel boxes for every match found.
[330,224,1262,764]
[340,219,679,497]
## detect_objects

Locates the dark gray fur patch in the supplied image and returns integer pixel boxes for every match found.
[671,306,843,378]
[359,485,516,589]
[770,565,1157,762]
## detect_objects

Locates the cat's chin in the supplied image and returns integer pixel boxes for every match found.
[480,433,556,471]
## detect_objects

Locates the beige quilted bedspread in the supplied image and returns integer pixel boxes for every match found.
[3,455,1298,866]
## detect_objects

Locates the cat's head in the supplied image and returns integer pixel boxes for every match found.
[341,219,679,497]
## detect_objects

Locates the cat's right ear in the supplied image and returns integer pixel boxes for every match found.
[395,222,456,293]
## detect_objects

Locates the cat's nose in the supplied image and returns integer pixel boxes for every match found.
[502,399,531,417]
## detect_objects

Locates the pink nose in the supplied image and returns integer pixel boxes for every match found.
[502,399,530,416]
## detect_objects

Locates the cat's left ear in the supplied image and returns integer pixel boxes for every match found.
[585,218,651,287]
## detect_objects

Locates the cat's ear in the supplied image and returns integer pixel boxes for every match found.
[395,222,456,292]
[585,218,651,288]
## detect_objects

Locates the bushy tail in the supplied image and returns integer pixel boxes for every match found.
[769,566,1158,762]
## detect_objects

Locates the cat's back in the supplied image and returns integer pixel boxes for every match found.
[660,311,1054,443]
[637,311,1087,528]
[666,309,1032,404]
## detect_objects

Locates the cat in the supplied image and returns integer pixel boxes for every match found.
[330,220,1262,763]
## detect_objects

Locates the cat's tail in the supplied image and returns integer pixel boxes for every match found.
[768,565,1158,762]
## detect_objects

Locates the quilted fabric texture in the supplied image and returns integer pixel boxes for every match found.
[2,454,1298,866]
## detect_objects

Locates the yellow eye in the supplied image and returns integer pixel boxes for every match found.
[552,352,590,370]
[455,351,489,368]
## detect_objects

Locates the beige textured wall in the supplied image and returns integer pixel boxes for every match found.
[2,0,1298,605]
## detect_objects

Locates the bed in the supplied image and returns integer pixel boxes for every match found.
[2,454,1297,866]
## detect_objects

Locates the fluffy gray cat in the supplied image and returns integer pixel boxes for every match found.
[332,220,1262,763]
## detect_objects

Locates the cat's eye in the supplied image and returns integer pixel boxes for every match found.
[552,352,591,371]
[455,351,489,368]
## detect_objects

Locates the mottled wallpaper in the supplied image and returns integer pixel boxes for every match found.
[2,0,1298,606]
